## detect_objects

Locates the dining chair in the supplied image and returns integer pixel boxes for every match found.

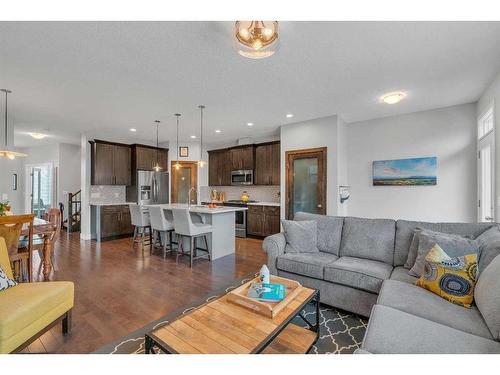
[129,204,152,252]
[148,206,175,258]
[171,208,212,267]
[0,214,34,282]
[33,208,61,274]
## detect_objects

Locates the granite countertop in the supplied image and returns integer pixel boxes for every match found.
[247,202,280,207]
[145,203,247,214]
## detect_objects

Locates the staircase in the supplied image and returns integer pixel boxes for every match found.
[62,190,81,233]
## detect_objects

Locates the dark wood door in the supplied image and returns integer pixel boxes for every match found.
[113,145,131,185]
[263,206,280,236]
[241,146,254,170]
[270,142,281,185]
[171,161,198,204]
[93,142,114,185]
[230,148,242,170]
[220,149,232,186]
[286,147,327,219]
[247,205,264,236]
[255,144,271,185]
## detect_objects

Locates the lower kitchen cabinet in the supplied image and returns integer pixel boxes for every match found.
[247,205,280,237]
[99,205,134,240]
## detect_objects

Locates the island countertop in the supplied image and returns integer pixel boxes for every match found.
[144,203,247,214]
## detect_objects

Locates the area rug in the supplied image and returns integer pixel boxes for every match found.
[94,275,368,354]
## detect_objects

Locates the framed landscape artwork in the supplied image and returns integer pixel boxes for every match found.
[372,157,437,186]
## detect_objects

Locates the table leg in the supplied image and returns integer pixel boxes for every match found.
[42,236,53,281]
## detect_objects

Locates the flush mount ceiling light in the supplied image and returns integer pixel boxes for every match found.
[381,92,406,105]
[0,89,27,160]
[29,133,48,139]
[129,128,137,132]
[247,122,254,127]
[235,21,279,59]
[286,113,294,118]
[190,135,196,139]
[215,129,221,133]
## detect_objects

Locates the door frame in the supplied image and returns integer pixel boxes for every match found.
[477,103,496,222]
[24,162,56,215]
[170,161,198,204]
[285,147,327,219]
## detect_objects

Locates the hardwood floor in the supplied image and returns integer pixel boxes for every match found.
[21,233,267,353]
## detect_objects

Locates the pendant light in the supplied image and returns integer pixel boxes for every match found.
[198,105,205,168]
[0,89,27,160]
[153,120,162,172]
[174,114,181,170]
[234,21,279,59]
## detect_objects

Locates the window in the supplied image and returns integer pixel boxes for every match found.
[478,104,495,222]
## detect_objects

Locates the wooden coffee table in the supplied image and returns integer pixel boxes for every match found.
[145,279,320,354]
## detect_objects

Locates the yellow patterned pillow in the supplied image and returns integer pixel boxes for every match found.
[416,243,478,308]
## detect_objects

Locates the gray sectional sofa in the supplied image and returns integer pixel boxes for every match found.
[262,212,500,353]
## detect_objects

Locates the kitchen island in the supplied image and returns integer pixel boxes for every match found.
[145,203,247,260]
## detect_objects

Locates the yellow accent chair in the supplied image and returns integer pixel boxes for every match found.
[0,237,74,353]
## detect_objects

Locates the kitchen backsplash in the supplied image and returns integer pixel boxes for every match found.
[89,185,127,204]
[200,185,280,203]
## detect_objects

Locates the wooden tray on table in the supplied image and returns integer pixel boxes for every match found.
[227,275,302,318]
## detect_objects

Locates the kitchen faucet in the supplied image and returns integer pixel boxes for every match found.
[188,187,197,208]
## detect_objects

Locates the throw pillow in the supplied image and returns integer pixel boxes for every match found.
[416,244,478,308]
[0,264,17,291]
[403,229,422,269]
[409,229,479,277]
[281,219,319,254]
[475,225,500,274]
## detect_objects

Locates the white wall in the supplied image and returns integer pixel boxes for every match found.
[345,103,477,222]
[58,143,81,221]
[477,70,500,219]
[280,115,340,219]
[0,157,24,213]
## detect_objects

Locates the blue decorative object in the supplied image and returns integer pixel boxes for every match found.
[373,157,437,186]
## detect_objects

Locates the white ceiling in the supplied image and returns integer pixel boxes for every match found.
[1,21,500,147]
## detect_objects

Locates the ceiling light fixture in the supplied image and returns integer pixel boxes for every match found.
[190,135,196,139]
[153,120,162,172]
[215,129,221,133]
[174,114,181,171]
[29,133,48,140]
[286,113,294,118]
[247,122,254,127]
[129,128,137,132]
[381,92,406,105]
[0,89,27,160]
[235,21,279,59]
[198,105,206,168]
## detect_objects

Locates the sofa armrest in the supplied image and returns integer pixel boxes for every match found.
[262,232,286,275]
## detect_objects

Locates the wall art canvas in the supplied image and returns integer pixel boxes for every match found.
[372,157,437,186]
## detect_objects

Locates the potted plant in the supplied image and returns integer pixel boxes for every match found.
[0,200,11,216]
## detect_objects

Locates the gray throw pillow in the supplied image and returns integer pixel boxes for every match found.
[403,229,422,269]
[409,229,480,277]
[281,219,319,254]
[476,225,500,274]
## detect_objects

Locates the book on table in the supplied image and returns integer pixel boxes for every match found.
[247,283,286,302]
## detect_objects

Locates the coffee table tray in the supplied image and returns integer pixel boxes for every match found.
[226,275,302,318]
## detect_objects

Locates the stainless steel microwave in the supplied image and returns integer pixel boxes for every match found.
[231,170,253,185]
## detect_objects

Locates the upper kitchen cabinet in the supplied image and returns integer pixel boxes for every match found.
[230,145,254,170]
[91,140,132,186]
[208,149,231,186]
[255,141,280,185]
[132,145,168,171]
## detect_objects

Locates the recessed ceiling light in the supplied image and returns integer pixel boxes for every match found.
[215,129,221,133]
[286,113,294,118]
[129,128,137,132]
[190,135,196,139]
[247,122,254,126]
[29,133,47,139]
[381,92,406,104]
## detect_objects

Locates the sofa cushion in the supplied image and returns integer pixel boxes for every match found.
[324,256,393,293]
[281,219,319,254]
[276,252,338,279]
[294,212,344,256]
[339,217,395,264]
[361,305,500,354]
[409,229,479,277]
[378,280,492,338]
[403,229,421,269]
[390,266,417,284]
[475,254,500,340]
[476,225,500,273]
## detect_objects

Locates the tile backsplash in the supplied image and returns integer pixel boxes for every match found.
[89,185,127,204]
[200,185,280,203]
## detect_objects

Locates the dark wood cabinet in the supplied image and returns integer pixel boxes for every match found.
[208,149,231,186]
[255,142,280,185]
[91,140,131,186]
[133,145,168,171]
[247,205,280,237]
[100,205,134,240]
[231,146,254,170]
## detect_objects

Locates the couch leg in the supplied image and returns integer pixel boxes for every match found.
[62,310,72,335]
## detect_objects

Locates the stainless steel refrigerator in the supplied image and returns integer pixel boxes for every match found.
[126,170,169,205]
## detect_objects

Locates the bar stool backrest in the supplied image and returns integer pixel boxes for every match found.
[129,204,150,227]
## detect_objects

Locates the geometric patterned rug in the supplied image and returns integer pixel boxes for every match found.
[94,275,368,354]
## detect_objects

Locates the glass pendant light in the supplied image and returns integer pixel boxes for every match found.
[174,114,181,171]
[0,89,27,160]
[153,120,162,172]
[198,105,205,168]
[234,21,279,59]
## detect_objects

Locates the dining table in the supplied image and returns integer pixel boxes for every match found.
[21,217,57,281]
